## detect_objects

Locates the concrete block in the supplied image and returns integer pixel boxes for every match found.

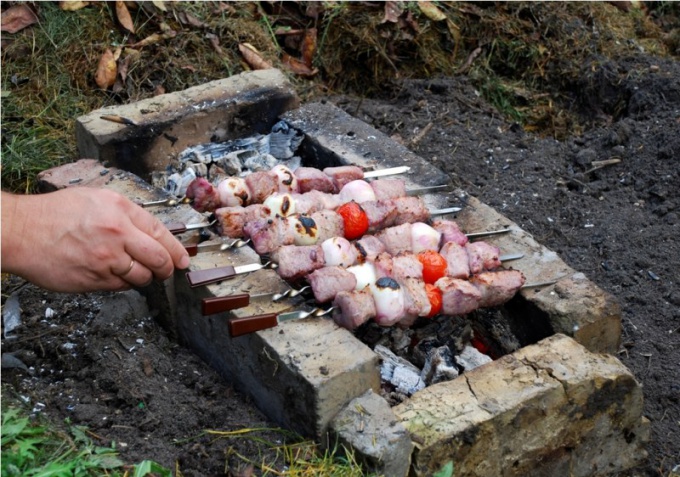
[394,334,649,477]
[330,390,414,477]
[76,69,300,178]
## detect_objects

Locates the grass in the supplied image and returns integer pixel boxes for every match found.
[1,401,170,477]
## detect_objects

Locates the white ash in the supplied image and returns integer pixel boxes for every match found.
[155,119,305,198]
[374,345,425,396]
[455,345,493,372]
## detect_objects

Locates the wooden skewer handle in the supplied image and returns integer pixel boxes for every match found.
[166,222,187,235]
[229,314,278,337]
[186,266,236,287]
[202,294,250,315]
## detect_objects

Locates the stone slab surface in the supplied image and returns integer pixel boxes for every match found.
[330,390,414,477]
[394,334,649,477]
[76,69,300,178]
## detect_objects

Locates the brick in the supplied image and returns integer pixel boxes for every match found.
[394,334,649,477]
[330,390,414,477]
[76,69,300,178]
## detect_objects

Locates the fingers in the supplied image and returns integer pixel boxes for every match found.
[126,201,191,272]
[114,258,153,288]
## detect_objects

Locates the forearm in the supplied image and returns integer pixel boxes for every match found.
[1,191,37,276]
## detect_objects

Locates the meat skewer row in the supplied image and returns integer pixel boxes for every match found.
[230,196,463,255]
[186,164,406,212]
[210,178,424,236]
[227,269,526,336]
[281,240,511,305]
[270,219,473,279]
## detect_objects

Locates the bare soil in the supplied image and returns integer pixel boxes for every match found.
[2,55,679,477]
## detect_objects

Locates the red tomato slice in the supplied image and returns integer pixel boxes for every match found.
[425,283,442,318]
[417,250,448,284]
[337,201,369,240]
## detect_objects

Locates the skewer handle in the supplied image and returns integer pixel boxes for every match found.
[185,244,199,256]
[166,222,187,235]
[229,313,278,337]
[186,266,236,287]
[202,294,250,315]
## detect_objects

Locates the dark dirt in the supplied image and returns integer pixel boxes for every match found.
[2,54,679,476]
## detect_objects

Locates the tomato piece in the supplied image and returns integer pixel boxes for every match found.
[417,250,448,284]
[337,201,369,240]
[425,283,442,318]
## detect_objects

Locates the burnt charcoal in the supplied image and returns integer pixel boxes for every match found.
[421,346,459,385]
[455,345,492,372]
[469,308,522,358]
[242,152,278,172]
[374,345,425,396]
[269,120,304,159]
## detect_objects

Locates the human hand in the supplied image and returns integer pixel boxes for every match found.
[1,188,191,293]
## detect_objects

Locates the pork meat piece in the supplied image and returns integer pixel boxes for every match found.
[276,244,325,279]
[214,204,271,238]
[391,252,424,281]
[431,219,469,246]
[398,277,431,327]
[471,270,526,307]
[323,165,364,191]
[466,241,502,274]
[354,235,386,263]
[295,167,336,193]
[376,223,412,255]
[332,288,376,330]
[372,252,393,280]
[186,177,221,213]
[308,266,357,303]
[310,210,344,242]
[435,277,482,315]
[245,171,278,204]
[439,241,471,279]
[390,196,430,225]
[362,200,399,232]
[370,178,406,201]
[245,217,294,255]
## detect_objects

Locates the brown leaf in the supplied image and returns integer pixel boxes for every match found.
[300,28,317,68]
[59,1,90,11]
[115,0,135,34]
[153,84,166,96]
[205,33,224,55]
[151,1,167,12]
[178,11,207,29]
[382,1,402,23]
[418,1,447,22]
[238,43,273,70]
[95,49,117,90]
[1,4,38,34]
[129,29,176,48]
[281,52,318,78]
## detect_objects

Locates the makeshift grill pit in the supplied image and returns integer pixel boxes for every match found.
[39,69,649,477]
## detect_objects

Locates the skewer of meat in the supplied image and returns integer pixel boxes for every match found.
[226,269,526,337]
[186,164,410,212]
[186,165,410,212]
[272,220,486,280]
[210,178,416,236]
[237,197,462,254]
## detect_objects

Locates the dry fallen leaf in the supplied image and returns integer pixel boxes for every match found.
[205,33,224,55]
[382,1,402,23]
[300,28,317,68]
[58,1,90,11]
[418,1,447,22]
[281,52,318,78]
[130,28,176,48]
[239,43,273,70]
[178,11,207,29]
[115,0,135,34]
[151,0,167,12]
[95,49,117,89]
[1,4,38,34]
